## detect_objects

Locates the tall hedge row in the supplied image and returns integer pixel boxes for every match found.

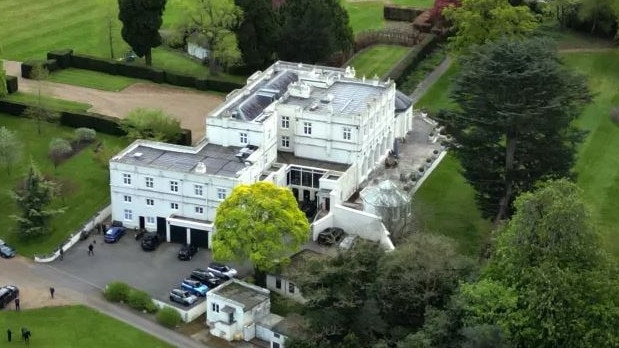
[21,59,60,78]
[384,34,440,81]
[383,5,424,22]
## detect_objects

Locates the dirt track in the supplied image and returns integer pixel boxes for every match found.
[3,61,225,143]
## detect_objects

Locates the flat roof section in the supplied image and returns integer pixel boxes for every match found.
[212,281,269,310]
[114,143,248,178]
[277,151,350,172]
[284,81,386,115]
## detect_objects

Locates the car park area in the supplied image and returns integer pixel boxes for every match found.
[52,233,247,309]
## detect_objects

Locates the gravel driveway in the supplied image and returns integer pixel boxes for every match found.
[3,60,225,143]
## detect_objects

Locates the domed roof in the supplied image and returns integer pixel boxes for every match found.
[362,180,410,207]
[395,90,413,113]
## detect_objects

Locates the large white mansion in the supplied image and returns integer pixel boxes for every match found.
[109,61,414,249]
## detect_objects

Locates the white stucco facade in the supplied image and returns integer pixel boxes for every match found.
[108,61,414,248]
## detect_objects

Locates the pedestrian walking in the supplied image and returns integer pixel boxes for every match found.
[21,328,30,344]
[59,247,64,261]
[49,287,55,299]
[14,298,19,311]
[7,328,11,342]
[88,243,94,256]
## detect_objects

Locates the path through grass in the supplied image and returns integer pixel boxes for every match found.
[0,114,129,257]
[348,45,410,77]
[0,305,172,348]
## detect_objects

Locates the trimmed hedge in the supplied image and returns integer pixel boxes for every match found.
[104,281,131,302]
[21,59,60,78]
[0,100,28,115]
[157,307,182,328]
[383,5,424,22]
[196,78,243,93]
[165,71,196,88]
[6,75,18,94]
[47,49,74,69]
[385,34,440,81]
[127,288,157,313]
[116,62,165,83]
[71,53,116,74]
[59,111,126,136]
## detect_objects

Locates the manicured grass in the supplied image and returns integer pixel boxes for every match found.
[414,62,458,113]
[415,155,492,256]
[0,114,129,257]
[0,305,172,348]
[561,50,619,256]
[3,93,91,112]
[391,0,434,7]
[48,68,142,91]
[348,45,411,77]
[343,1,386,33]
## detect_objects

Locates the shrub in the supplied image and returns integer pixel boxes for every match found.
[120,108,182,143]
[47,49,74,69]
[5,75,18,94]
[611,107,619,126]
[49,137,73,168]
[74,127,97,144]
[157,307,182,328]
[426,158,432,163]
[127,289,155,312]
[104,281,131,302]
[419,167,425,172]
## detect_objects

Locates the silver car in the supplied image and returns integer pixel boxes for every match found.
[169,288,198,306]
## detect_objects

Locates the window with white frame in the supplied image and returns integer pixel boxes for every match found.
[123,195,132,203]
[195,206,204,214]
[170,202,179,210]
[146,199,154,206]
[281,136,290,148]
[170,181,179,192]
[122,173,132,185]
[123,209,132,220]
[240,132,248,144]
[343,127,352,140]
[145,177,154,188]
[146,216,155,225]
[281,116,289,129]
[217,188,227,200]
[194,184,203,196]
[303,122,312,135]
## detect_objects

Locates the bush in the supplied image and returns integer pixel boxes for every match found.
[157,307,182,328]
[6,75,18,94]
[120,108,182,143]
[74,127,97,143]
[104,281,131,302]
[127,289,156,312]
[611,107,619,126]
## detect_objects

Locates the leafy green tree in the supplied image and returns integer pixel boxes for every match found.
[375,233,475,331]
[471,180,619,347]
[118,0,167,66]
[177,0,243,70]
[0,60,8,97]
[439,37,590,223]
[278,0,354,64]
[48,138,73,170]
[0,126,22,175]
[443,0,539,53]
[577,0,618,36]
[120,108,182,143]
[213,181,309,272]
[234,0,280,70]
[10,162,65,238]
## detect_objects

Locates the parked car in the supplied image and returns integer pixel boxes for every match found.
[177,244,198,261]
[140,233,161,251]
[104,227,126,243]
[181,278,209,297]
[317,227,345,246]
[0,244,16,258]
[169,288,198,306]
[0,285,19,309]
[207,262,238,279]
[190,269,225,288]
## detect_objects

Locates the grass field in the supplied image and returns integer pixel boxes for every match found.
[562,50,619,256]
[391,0,434,7]
[343,1,386,33]
[0,114,129,257]
[48,68,142,91]
[348,45,411,77]
[0,305,172,348]
[3,93,91,112]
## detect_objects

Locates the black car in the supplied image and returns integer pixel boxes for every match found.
[190,269,225,288]
[317,227,345,246]
[0,244,16,258]
[0,285,19,309]
[177,244,198,261]
[140,233,161,251]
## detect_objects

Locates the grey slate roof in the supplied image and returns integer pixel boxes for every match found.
[113,143,247,178]
[395,90,413,113]
[284,81,386,115]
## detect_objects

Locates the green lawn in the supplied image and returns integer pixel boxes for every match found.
[343,1,386,33]
[0,114,129,257]
[3,93,91,112]
[0,305,172,348]
[414,62,458,113]
[348,45,411,77]
[562,50,619,256]
[391,0,434,7]
[48,68,143,91]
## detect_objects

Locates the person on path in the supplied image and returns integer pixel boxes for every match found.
[7,328,11,342]
[59,247,64,261]
[88,243,94,256]
[14,298,19,311]
[49,287,55,299]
